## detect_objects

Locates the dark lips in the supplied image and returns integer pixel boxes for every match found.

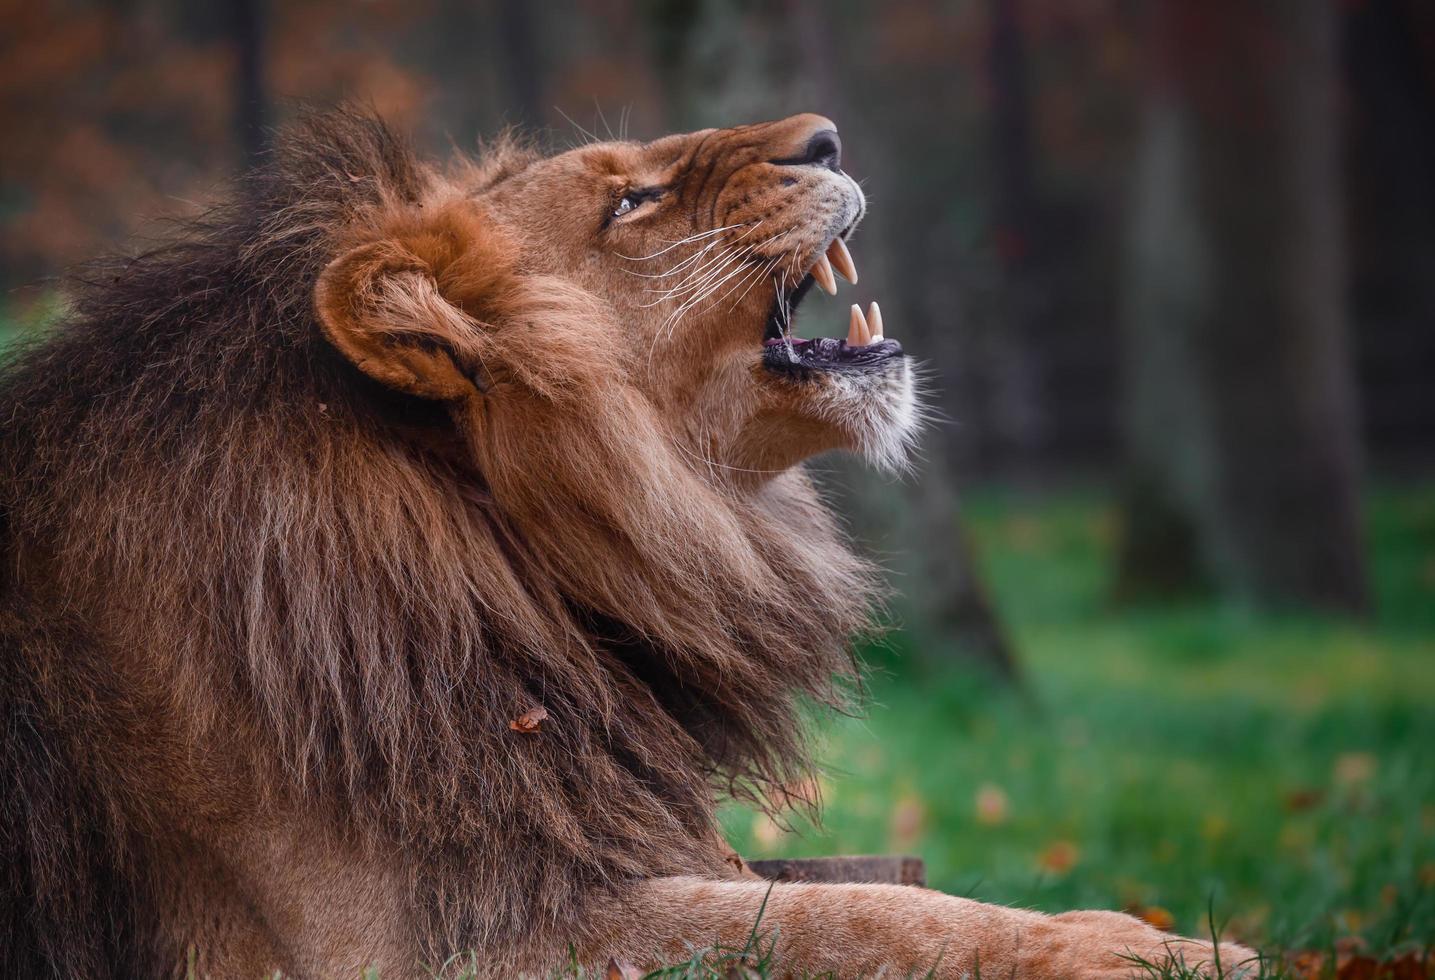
[761,336,904,376]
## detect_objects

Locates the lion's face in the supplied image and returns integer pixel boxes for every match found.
[317,114,917,485]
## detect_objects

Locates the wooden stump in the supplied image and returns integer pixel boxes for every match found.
[748,855,925,887]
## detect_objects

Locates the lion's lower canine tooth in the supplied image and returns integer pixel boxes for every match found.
[811,254,838,296]
[849,304,869,346]
[867,301,884,341]
[827,238,858,284]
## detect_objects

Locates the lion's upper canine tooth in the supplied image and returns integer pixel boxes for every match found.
[827,238,858,284]
[867,301,884,341]
[811,253,838,296]
[848,304,870,346]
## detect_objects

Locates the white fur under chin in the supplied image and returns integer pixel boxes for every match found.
[810,359,922,474]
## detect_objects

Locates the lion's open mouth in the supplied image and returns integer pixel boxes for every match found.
[761,235,904,376]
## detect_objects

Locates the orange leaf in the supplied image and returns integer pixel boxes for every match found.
[1036,840,1080,875]
[1283,787,1325,812]
[1133,905,1175,932]
[509,706,548,733]
[974,783,1010,826]
[1336,955,1380,980]
[1285,950,1327,979]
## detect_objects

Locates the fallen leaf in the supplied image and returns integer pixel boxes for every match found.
[724,850,750,875]
[1285,949,1326,979]
[974,783,1010,826]
[1283,787,1325,812]
[888,793,927,850]
[1337,955,1381,980]
[1036,840,1079,875]
[1283,945,1435,980]
[1333,751,1377,787]
[509,706,548,733]
[1336,936,1370,957]
[1382,952,1434,979]
[1131,905,1175,931]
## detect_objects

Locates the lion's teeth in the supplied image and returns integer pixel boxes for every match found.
[827,238,858,284]
[848,304,870,346]
[867,301,884,341]
[811,253,838,296]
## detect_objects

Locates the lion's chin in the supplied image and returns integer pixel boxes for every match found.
[803,355,920,474]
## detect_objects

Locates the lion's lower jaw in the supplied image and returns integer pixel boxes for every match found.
[832,359,921,473]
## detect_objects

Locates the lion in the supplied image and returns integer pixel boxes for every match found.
[0,109,1251,978]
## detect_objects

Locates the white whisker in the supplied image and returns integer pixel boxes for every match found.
[615,223,747,262]
[553,106,599,144]
[672,439,783,478]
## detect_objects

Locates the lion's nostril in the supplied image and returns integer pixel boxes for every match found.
[804,130,841,172]
[771,129,842,173]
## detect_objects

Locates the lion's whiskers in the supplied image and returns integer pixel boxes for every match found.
[637,223,767,302]
[659,229,782,335]
[672,436,784,480]
[632,238,726,290]
[622,220,809,368]
[616,222,749,262]
[645,239,746,302]
[637,243,736,310]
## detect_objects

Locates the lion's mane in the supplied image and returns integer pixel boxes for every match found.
[0,111,877,975]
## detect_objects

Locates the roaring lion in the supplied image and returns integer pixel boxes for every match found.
[0,110,1249,978]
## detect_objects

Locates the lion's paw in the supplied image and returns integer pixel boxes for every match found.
[1021,909,1257,979]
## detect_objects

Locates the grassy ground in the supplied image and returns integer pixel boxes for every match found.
[719,483,1435,973]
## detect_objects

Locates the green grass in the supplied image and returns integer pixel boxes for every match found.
[0,295,62,356]
[721,483,1435,970]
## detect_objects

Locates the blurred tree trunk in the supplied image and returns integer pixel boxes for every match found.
[1116,0,1369,612]
[985,0,1045,472]
[230,0,267,168]
[907,447,1020,682]
[1344,0,1435,469]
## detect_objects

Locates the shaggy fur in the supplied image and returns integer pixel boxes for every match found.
[0,109,875,977]
[1,109,1249,979]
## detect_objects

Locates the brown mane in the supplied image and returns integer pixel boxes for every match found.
[0,109,878,975]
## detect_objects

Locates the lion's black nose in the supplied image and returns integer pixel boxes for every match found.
[799,130,842,171]
[771,125,842,173]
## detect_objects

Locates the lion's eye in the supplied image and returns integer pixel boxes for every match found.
[610,187,663,222]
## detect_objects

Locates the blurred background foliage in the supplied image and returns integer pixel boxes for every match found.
[2,0,1432,961]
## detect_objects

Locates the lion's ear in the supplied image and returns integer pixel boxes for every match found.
[314,238,484,401]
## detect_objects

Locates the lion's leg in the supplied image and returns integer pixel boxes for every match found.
[580,877,1255,979]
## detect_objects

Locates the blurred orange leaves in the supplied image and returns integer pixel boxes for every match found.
[888,792,927,850]
[974,782,1010,826]
[1036,839,1080,875]
[0,0,432,292]
[1286,939,1432,980]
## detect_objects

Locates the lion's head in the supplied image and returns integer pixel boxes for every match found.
[0,110,919,972]
[314,112,916,484]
